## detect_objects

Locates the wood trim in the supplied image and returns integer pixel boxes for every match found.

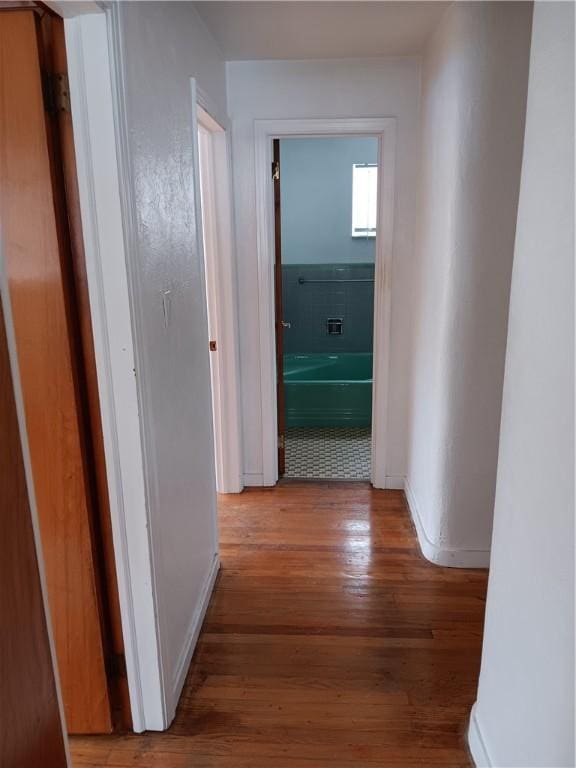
[253,117,397,488]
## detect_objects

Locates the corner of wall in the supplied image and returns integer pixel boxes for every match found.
[467,703,493,767]
[404,479,491,568]
[169,553,220,725]
[384,475,405,490]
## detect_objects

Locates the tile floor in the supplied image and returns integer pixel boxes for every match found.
[284,426,371,480]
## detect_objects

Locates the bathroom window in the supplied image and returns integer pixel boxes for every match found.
[351,163,378,238]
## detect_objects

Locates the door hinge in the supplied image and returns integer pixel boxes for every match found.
[271,160,280,181]
[42,72,71,115]
[278,434,285,450]
[106,652,127,680]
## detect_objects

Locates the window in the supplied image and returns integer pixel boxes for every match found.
[351,163,378,238]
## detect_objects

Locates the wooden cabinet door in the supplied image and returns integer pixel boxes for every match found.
[0,287,68,767]
[0,10,112,733]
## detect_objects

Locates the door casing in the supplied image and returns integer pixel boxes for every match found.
[65,10,162,732]
[197,103,243,494]
[254,118,397,488]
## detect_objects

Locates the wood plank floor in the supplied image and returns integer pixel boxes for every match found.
[70,482,488,767]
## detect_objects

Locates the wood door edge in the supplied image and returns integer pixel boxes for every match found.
[40,10,132,732]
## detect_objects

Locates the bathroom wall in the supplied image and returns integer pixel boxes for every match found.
[405,1,532,566]
[280,137,377,265]
[282,263,374,353]
[227,57,421,486]
[280,137,376,355]
[469,4,574,765]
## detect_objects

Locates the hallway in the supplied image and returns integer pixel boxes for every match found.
[71,483,487,766]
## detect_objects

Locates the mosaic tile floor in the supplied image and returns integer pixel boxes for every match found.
[284,426,372,480]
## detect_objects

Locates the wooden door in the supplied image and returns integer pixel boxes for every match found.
[39,10,132,731]
[0,291,68,767]
[273,139,286,477]
[0,9,113,733]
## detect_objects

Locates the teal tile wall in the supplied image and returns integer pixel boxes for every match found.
[282,263,375,353]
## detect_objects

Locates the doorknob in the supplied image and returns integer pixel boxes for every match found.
[281,321,291,329]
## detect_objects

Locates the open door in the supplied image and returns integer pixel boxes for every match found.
[273,139,286,477]
[0,8,127,733]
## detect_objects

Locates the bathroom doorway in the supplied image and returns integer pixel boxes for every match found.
[274,136,378,480]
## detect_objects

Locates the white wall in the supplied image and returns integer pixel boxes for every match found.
[469,3,575,765]
[227,57,421,485]
[111,2,224,726]
[405,2,532,566]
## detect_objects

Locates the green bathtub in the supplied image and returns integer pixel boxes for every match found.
[283,353,373,428]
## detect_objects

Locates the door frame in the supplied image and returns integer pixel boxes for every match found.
[63,12,231,733]
[196,101,243,494]
[64,11,157,732]
[254,118,397,487]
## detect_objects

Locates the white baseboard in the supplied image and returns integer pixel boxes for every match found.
[243,473,270,487]
[404,479,490,568]
[218,484,244,495]
[385,475,405,490]
[169,553,220,724]
[468,703,492,767]
[245,475,405,489]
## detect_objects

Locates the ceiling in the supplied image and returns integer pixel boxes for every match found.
[194,2,450,61]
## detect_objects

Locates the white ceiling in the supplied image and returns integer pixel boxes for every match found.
[194,1,450,61]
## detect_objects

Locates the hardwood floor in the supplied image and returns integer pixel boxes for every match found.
[70,482,488,767]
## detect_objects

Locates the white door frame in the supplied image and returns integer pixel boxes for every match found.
[196,102,243,494]
[254,118,396,488]
[64,11,160,732]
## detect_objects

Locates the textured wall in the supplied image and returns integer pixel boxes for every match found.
[280,137,377,265]
[406,2,532,564]
[470,4,575,765]
[114,1,224,725]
